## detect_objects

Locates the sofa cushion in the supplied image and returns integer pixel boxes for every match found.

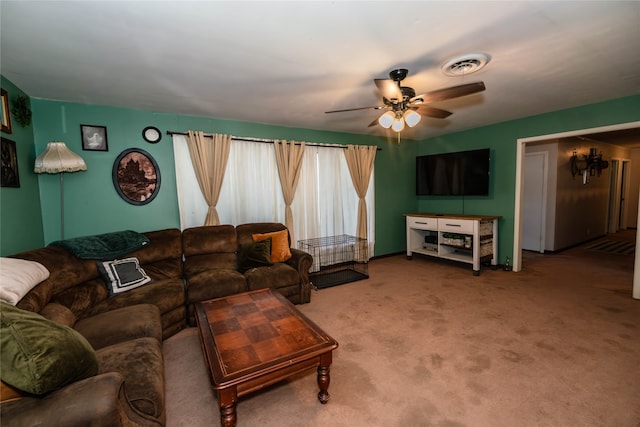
[75,304,162,350]
[0,372,152,426]
[238,237,273,272]
[252,229,292,262]
[186,269,247,304]
[97,257,153,296]
[182,225,239,274]
[244,263,301,291]
[12,246,98,306]
[0,302,99,395]
[39,303,77,327]
[96,337,165,423]
[0,257,50,305]
[83,278,184,318]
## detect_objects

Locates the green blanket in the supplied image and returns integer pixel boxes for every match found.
[49,230,150,260]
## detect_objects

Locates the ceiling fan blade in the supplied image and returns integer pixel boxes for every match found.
[412,81,486,104]
[325,105,384,114]
[415,105,453,119]
[374,79,403,101]
[367,117,380,127]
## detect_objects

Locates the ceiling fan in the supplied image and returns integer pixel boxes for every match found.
[325,68,486,133]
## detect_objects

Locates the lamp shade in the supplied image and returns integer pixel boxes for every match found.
[34,142,87,174]
[404,110,421,127]
[391,116,405,132]
[378,111,394,129]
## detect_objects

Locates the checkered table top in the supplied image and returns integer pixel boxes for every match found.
[196,289,337,382]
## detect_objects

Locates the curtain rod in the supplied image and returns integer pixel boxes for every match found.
[166,130,381,151]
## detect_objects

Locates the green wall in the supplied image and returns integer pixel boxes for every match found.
[3,71,637,261]
[28,98,417,256]
[416,94,640,263]
[0,77,44,255]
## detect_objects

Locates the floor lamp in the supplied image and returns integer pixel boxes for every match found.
[34,141,87,240]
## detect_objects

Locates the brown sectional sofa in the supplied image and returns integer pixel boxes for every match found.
[0,223,313,426]
[183,222,312,324]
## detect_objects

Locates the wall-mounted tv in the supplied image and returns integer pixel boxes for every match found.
[416,148,490,196]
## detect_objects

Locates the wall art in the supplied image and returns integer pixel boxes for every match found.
[81,124,109,151]
[1,89,12,134]
[112,148,160,205]
[1,137,20,187]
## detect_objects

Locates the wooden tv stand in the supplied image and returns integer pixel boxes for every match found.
[404,213,501,275]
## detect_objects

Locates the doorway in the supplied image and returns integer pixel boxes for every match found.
[513,120,640,300]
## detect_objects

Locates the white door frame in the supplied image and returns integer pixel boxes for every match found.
[620,160,631,229]
[513,120,640,273]
[608,159,621,233]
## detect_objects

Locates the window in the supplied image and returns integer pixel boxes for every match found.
[173,135,374,253]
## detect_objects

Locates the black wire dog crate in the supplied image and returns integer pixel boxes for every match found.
[298,234,369,289]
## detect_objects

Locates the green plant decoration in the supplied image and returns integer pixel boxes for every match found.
[11,95,32,128]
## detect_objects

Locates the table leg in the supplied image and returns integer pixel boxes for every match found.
[317,352,332,404]
[218,387,238,427]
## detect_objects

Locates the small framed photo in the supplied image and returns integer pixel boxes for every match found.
[1,89,12,134]
[81,125,108,151]
[112,148,160,205]
[1,137,20,187]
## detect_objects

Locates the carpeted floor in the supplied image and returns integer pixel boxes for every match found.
[164,233,640,427]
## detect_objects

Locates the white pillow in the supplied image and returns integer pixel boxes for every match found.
[0,258,50,305]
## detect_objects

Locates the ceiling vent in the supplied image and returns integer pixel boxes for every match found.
[442,53,490,77]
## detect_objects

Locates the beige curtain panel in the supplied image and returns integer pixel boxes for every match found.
[185,131,231,226]
[344,145,377,241]
[274,140,305,244]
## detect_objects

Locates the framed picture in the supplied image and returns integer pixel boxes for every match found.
[81,125,108,151]
[1,89,12,134]
[1,137,20,187]
[112,148,160,205]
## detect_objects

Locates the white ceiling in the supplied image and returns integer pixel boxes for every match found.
[1,1,640,141]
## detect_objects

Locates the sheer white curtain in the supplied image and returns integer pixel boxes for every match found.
[173,134,207,228]
[173,135,374,255]
[217,140,284,224]
[291,145,374,246]
[174,136,283,227]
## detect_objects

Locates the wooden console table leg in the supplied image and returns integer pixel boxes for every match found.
[317,352,333,404]
[218,387,238,427]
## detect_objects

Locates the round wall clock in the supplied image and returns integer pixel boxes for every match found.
[142,126,162,143]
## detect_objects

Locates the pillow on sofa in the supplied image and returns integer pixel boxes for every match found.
[0,302,99,395]
[0,257,50,306]
[97,257,153,296]
[252,229,292,262]
[238,237,273,272]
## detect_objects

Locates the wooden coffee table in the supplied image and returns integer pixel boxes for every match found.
[194,288,339,427]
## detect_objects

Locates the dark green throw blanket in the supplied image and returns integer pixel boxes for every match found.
[49,230,150,260]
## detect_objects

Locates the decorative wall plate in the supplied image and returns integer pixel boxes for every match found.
[142,126,162,143]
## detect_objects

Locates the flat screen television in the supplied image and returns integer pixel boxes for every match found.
[416,148,490,196]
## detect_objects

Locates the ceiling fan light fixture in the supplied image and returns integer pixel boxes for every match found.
[404,110,421,127]
[391,117,405,132]
[378,111,394,128]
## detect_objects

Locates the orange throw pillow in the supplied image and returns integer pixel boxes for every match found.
[252,229,292,263]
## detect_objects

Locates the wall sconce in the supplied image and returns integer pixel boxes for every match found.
[570,148,608,184]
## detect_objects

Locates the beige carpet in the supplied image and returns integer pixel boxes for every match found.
[164,237,640,427]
